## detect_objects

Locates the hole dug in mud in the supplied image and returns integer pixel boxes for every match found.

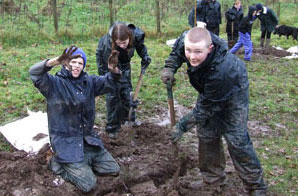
[0,123,276,196]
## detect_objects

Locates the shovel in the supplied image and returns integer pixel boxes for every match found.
[166,80,180,190]
[128,68,145,122]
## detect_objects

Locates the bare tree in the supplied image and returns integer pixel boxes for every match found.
[277,0,280,18]
[109,0,114,27]
[155,0,161,34]
[51,0,58,33]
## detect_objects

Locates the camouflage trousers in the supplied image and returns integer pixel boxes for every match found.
[49,144,120,193]
[105,81,135,133]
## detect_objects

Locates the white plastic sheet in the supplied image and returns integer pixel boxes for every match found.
[0,110,49,154]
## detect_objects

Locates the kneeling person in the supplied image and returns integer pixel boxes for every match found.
[29,46,120,193]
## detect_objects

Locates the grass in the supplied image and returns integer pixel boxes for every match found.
[0,0,297,195]
[1,36,297,195]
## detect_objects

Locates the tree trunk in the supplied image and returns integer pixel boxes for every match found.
[52,0,58,33]
[155,0,161,33]
[109,0,114,27]
[277,1,280,18]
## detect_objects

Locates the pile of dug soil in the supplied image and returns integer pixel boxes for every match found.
[0,123,277,196]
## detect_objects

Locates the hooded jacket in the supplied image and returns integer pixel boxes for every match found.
[96,23,149,83]
[164,31,249,123]
[257,6,279,33]
[29,60,116,163]
[239,6,257,34]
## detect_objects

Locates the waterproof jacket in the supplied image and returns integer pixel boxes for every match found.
[257,7,278,33]
[96,23,150,83]
[29,60,116,163]
[225,5,243,34]
[188,0,208,27]
[239,6,257,34]
[164,31,249,124]
[188,0,221,28]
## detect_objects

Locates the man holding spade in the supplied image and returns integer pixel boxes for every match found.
[161,27,267,196]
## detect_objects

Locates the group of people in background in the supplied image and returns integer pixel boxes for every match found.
[188,0,279,61]
[28,1,277,195]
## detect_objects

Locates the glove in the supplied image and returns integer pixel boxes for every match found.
[108,50,121,74]
[108,50,122,80]
[171,128,185,143]
[161,67,175,84]
[55,45,81,69]
[141,56,151,72]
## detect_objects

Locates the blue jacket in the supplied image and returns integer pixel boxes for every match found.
[29,60,116,163]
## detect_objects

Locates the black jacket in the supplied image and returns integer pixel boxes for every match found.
[29,60,115,163]
[225,5,243,34]
[188,0,221,28]
[96,23,150,83]
[164,31,249,123]
[239,6,257,34]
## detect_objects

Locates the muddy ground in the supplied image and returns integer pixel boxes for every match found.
[0,121,278,196]
[0,47,289,196]
[0,113,281,196]
[236,45,293,59]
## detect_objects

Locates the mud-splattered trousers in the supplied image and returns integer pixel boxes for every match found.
[177,89,267,192]
[50,143,120,193]
[105,69,136,134]
[96,23,150,134]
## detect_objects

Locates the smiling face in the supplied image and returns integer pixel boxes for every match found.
[184,34,213,67]
[66,57,84,78]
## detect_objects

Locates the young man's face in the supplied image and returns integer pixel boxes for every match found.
[185,39,213,67]
[116,39,129,49]
[67,57,84,78]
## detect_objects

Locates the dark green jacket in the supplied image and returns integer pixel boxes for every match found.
[257,7,278,33]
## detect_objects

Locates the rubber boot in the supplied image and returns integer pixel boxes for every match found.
[249,189,267,196]
[190,176,227,189]
[260,38,265,48]
[265,39,271,51]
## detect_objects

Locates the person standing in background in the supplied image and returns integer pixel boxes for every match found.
[188,0,222,35]
[255,3,278,51]
[225,0,243,48]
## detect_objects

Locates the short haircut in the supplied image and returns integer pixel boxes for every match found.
[185,27,212,47]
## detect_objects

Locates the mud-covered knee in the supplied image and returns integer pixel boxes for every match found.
[226,132,251,148]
